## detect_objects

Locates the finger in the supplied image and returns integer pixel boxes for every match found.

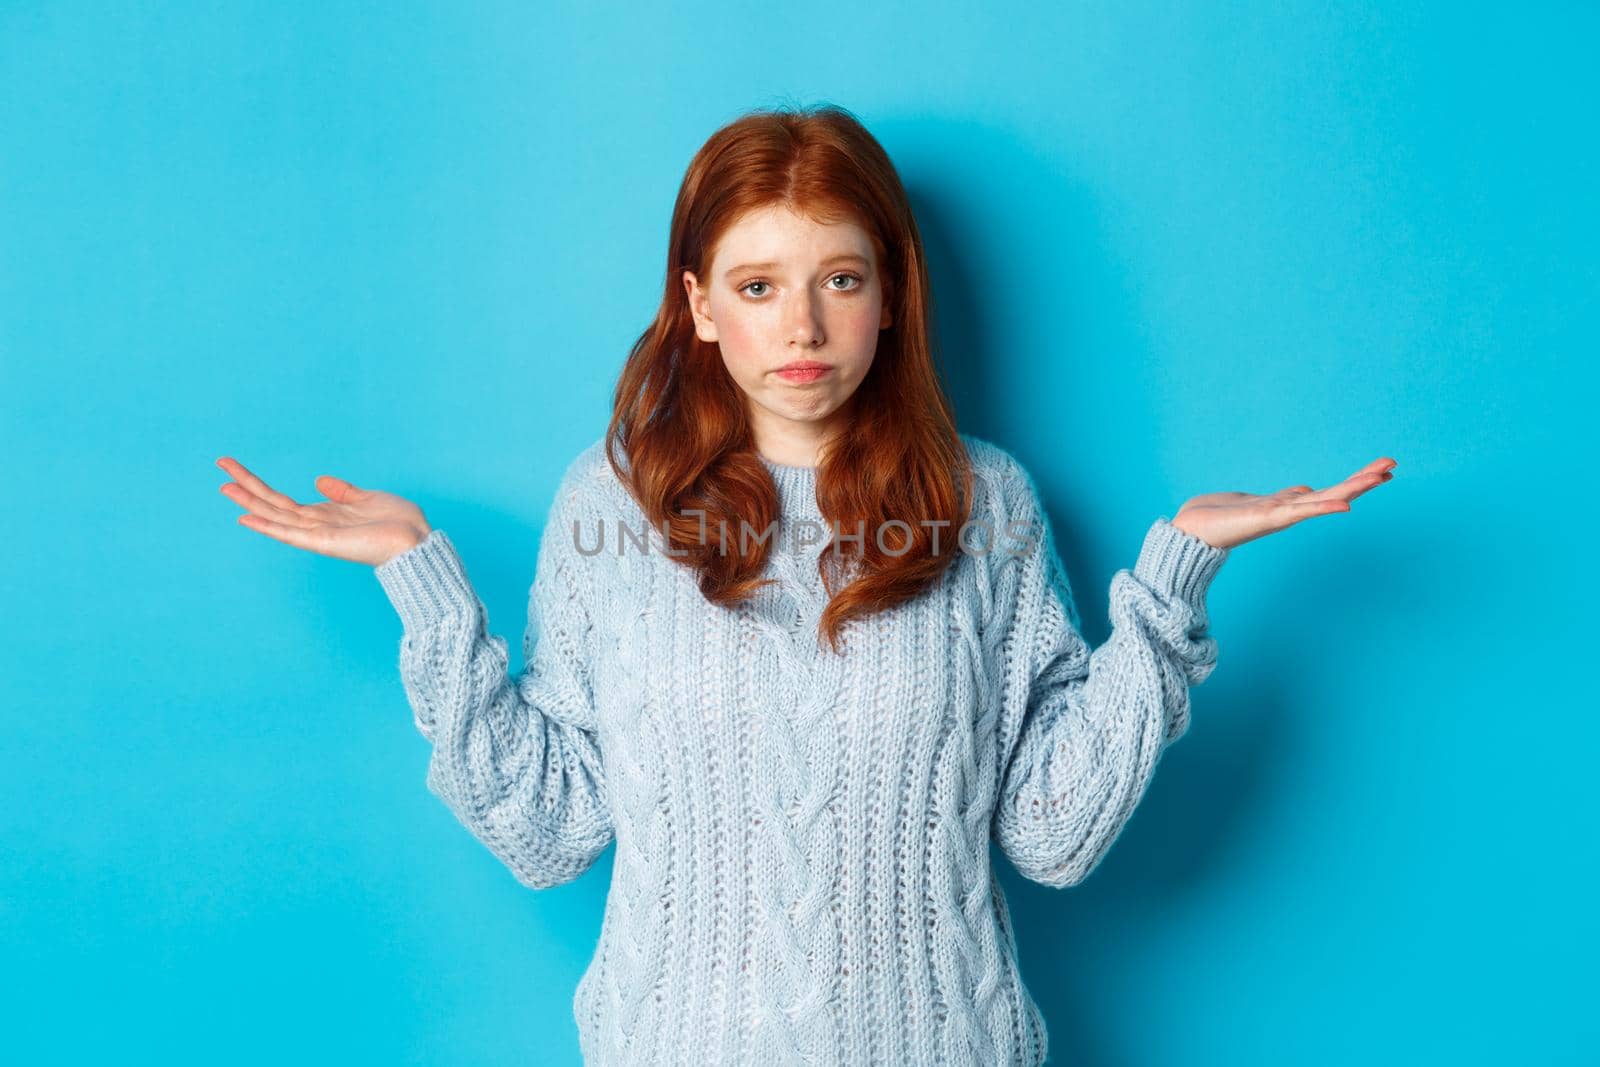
[1348,468,1395,501]
[216,457,306,514]
[236,512,335,555]
[221,481,317,528]
[314,474,365,504]
[1302,470,1390,504]
[1276,484,1315,495]
[1299,457,1396,497]
[1334,457,1397,488]
[1335,470,1394,503]
[1270,498,1352,529]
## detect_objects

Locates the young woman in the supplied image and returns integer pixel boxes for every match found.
[217,105,1394,1066]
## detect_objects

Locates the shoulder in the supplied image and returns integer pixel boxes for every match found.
[958,431,1025,479]
[956,432,1065,580]
[555,436,609,495]
[956,433,1082,629]
[957,431,1041,521]
[534,437,632,599]
[551,435,636,519]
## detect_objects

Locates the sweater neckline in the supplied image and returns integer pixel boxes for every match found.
[758,454,823,524]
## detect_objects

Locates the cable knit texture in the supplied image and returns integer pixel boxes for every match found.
[373,432,1229,1066]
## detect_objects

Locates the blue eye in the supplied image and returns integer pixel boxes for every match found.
[738,273,863,298]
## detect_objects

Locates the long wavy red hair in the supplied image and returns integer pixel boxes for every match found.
[604,103,974,655]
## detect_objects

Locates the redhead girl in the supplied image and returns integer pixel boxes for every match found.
[218,104,1394,1066]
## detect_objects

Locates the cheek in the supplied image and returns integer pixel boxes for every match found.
[712,306,764,368]
[718,313,761,352]
[832,302,884,349]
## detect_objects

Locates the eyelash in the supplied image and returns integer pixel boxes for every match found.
[738,272,863,298]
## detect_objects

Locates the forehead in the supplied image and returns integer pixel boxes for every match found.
[710,204,876,267]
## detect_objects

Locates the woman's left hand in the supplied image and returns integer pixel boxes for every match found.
[1170,456,1397,550]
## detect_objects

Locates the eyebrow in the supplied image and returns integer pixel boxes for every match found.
[722,253,871,281]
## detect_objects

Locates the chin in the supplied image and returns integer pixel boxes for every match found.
[760,397,837,423]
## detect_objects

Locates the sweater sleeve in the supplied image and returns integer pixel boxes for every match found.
[373,466,612,890]
[988,465,1228,888]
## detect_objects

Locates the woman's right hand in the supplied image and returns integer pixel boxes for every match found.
[217,456,433,567]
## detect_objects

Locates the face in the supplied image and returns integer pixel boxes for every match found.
[683,204,893,460]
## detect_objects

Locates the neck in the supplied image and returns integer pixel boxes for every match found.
[747,399,853,469]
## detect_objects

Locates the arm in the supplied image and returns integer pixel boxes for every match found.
[989,465,1229,888]
[373,465,611,889]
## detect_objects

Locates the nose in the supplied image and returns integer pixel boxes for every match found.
[785,289,824,348]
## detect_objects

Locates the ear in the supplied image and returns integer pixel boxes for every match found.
[683,270,719,343]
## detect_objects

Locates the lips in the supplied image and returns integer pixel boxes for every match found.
[775,362,832,383]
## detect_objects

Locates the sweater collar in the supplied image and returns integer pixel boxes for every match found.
[759,454,823,524]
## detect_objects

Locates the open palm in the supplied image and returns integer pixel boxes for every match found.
[217,456,432,566]
[1171,456,1397,551]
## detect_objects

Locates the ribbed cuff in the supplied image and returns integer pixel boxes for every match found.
[373,529,479,631]
[1132,517,1229,605]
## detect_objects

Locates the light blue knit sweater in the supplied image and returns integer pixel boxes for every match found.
[373,433,1229,1066]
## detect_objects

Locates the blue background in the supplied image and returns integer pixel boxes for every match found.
[3,3,1593,1064]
